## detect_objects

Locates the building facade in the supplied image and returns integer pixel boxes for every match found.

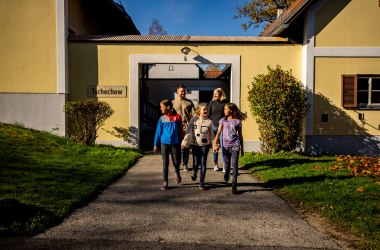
[1,0,379,156]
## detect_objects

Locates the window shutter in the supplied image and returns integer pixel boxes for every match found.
[342,75,357,108]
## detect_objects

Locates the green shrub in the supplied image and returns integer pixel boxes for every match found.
[247,65,309,153]
[64,100,114,145]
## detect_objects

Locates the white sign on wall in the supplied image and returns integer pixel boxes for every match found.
[87,86,127,98]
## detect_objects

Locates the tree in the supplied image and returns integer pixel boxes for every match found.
[247,65,309,154]
[234,0,296,31]
[148,18,167,35]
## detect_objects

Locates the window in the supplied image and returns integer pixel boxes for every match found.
[342,75,380,109]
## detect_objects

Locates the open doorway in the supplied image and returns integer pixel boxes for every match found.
[139,63,231,150]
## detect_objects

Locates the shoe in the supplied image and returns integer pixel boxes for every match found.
[222,166,226,173]
[199,182,206,190]
[232,182,237,194]
[191,171,197,181]
[213,165,220,171]
[224,173,229,183]
[175,173,182,184]
[183,164,189,172]
[161,182,168,190]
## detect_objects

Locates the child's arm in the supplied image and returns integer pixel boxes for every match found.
[153,118,162,152]
[238,125,244,157]
[209,121,215,146]
[213,123,223,152]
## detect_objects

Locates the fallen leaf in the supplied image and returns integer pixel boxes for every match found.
[357,187,365,193]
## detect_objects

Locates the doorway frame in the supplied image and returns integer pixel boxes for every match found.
[130,54,241,147]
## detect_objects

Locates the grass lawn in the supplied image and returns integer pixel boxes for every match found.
[240,152,380,249]
[0,123,143,236]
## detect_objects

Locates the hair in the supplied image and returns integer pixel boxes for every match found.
[160,98,176,114]
[224,103,247,121]
[196,103,208,115]
[212,88,227,101]
[177,84,186,91]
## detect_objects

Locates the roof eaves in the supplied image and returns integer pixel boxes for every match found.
[260,0,314,37]
[68,35,291,44]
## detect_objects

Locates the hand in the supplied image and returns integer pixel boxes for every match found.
[213,144,220,152]
[153,146,158,153]
[181,145,187,150]
[241,150,244,157]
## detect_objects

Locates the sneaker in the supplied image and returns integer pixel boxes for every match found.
[183,164,189,172]
[199,182,206,190]
[222,166,226,173]
[231,182,237,194]
[161,182,168,190]
[191,171,197,181]
[213,165,220,171]
[175,173,182,184]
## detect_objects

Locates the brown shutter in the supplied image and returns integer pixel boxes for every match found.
[342,75,357,108]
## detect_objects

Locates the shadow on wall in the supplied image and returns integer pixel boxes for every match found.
[306,93,380,157]
[102,126,139,147]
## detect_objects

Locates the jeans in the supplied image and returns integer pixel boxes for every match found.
[222,146,240,183]
[181,147,190,166]
[192,145,210,183]
[161,143,180,182]
[212,125,224,165]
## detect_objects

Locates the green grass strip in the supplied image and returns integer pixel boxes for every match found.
[240,152,380,249]
[0,123,142,236]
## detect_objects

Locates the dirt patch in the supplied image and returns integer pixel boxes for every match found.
[289,201,364,250]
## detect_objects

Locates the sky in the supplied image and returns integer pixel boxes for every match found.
[119,0,261,36]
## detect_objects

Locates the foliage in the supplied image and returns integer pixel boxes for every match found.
[64,100,114,145]
[234,0,296,31]
[0,122,142,236]
[330,155,380,178]
[148,18,167,35]
[247,65,309,153]
[240,152,380,249]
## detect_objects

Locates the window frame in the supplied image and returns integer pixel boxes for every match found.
[342,74,380,109]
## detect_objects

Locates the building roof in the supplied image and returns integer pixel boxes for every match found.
[69,35,291,43]
[260,0,315,37]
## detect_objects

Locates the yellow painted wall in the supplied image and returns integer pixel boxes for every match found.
[315,0,380,47]
[0,0,57,93]
[69,43,302,142]
[314,57,380,136]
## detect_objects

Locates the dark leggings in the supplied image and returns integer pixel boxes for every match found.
[192,145,210,183]
[222,147,240,183]
[161,143,180,182]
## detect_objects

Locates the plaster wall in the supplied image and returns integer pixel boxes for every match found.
[68,43,302,150]
[314,57,380,136]
[315,0,380,47]
[0,0,57,93]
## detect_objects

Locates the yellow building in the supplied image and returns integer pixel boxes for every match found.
[1,0,379,156]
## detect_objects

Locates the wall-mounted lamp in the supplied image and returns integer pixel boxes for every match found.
[168,65,174,71]
[181,46,191,61]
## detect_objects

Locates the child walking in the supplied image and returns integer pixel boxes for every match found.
[181,103,215,190]
[213,103,247,194]
[153,99,183,190]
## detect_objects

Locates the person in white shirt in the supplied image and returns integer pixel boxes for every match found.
[181,103,215,190]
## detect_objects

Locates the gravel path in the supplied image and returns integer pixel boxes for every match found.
[1,153,342,249]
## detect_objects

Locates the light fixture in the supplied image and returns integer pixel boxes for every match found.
[181,46,190,54]
[181,46,191,61]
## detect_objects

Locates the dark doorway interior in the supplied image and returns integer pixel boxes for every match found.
[139,63,231,151]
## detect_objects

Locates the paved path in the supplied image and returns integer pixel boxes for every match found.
[2,153,342,249]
